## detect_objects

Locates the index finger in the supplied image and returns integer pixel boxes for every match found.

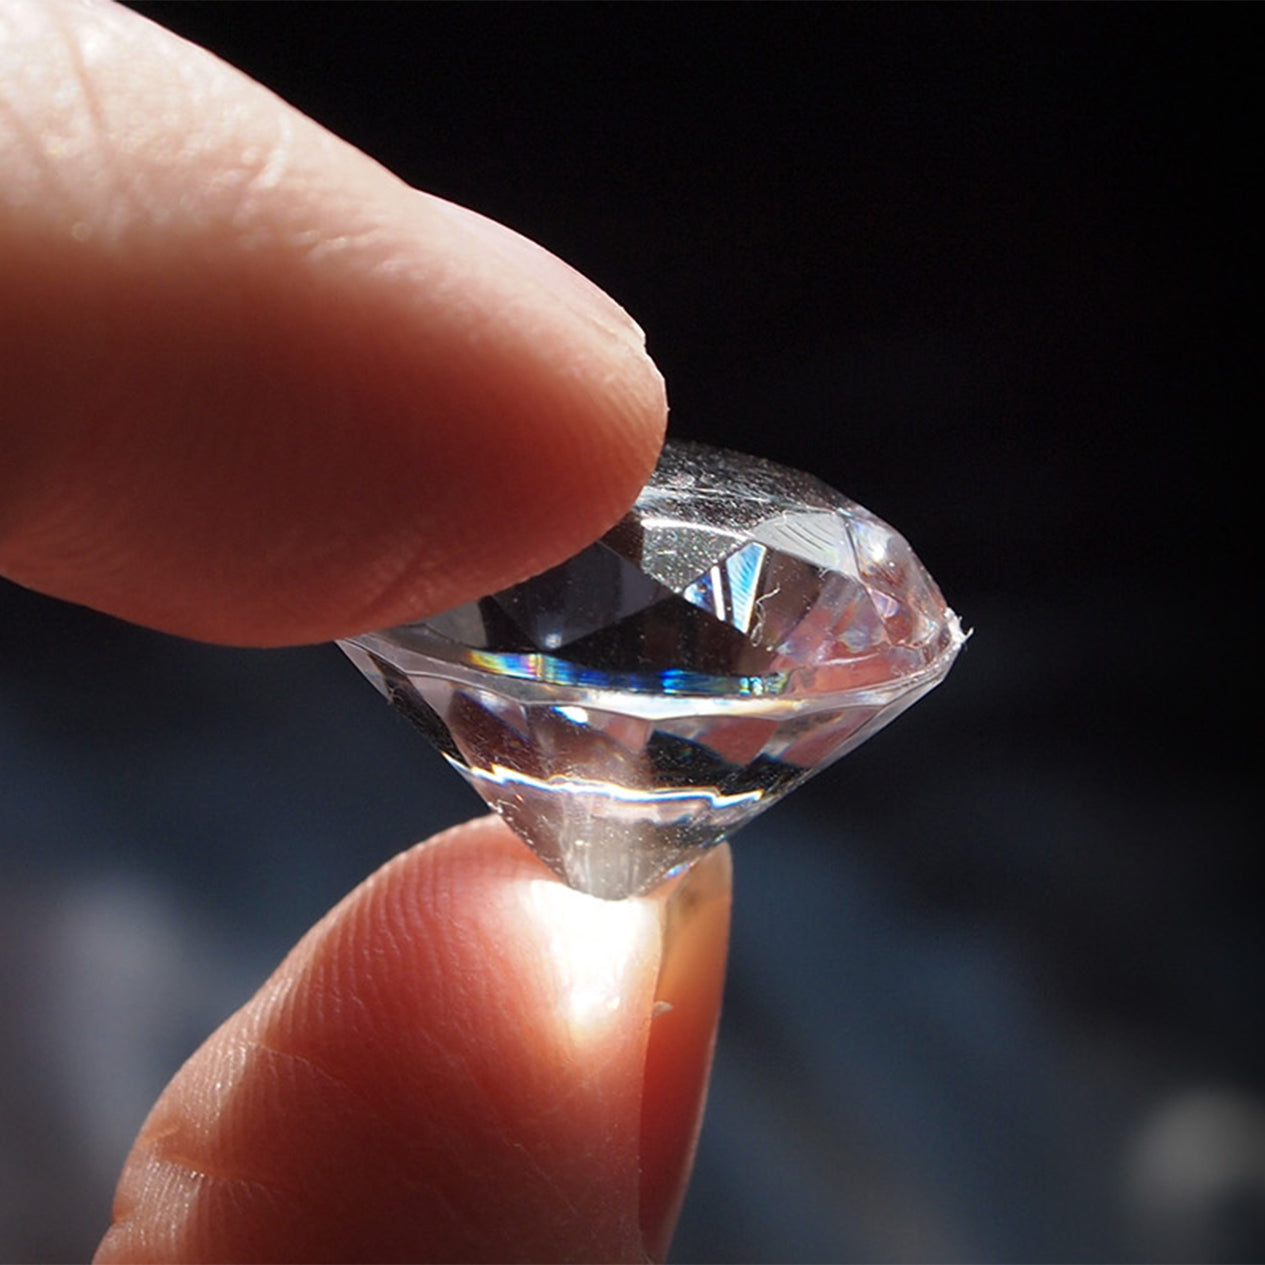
[0,0,666,646]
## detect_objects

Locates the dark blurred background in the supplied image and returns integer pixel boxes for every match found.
[1,5,1258,1261]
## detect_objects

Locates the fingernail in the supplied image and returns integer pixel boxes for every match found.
[638,845,733,1261]
[423,193,649,352]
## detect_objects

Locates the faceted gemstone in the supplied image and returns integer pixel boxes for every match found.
[339,442,964,899]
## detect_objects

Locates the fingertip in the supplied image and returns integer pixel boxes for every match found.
[639,845,733,1260]
[0,0,667,645]
[99,820,713,1263]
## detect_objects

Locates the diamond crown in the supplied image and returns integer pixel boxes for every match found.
[340,442,963,899]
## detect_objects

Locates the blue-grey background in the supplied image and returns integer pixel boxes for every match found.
[1,6,1258,1261]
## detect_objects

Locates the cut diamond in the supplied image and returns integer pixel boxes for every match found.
[339,442,964,899]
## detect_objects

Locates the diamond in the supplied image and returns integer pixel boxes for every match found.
[339,442,964,900]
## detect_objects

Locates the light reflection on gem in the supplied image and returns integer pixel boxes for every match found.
[461,761,767,820]
[339,442,963,898]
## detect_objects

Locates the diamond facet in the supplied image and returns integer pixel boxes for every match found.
[339,442,964,899]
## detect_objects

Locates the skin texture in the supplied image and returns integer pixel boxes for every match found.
[1,3,731,1260]
[0,0,666,645]
[94,822,731,1264]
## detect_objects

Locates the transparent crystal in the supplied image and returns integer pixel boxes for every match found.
[339,442,964,899]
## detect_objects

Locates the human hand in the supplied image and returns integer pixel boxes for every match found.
[1,2,730,1259]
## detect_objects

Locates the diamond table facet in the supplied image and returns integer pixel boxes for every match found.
[339,442,964,900]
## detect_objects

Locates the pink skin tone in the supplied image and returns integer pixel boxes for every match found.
[2,3,730,1260]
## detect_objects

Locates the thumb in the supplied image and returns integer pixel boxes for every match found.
[94,819,731,1264]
